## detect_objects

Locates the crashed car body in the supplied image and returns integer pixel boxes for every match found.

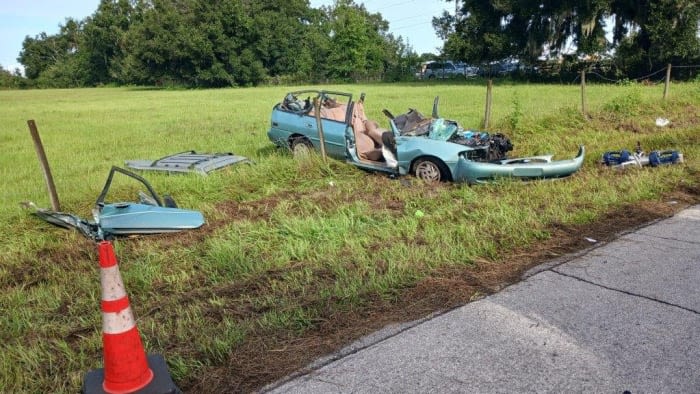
[267,90,584,184]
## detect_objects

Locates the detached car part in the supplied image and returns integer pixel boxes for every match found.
[125,150,252,175]
[24,166,204,240]
[601,148,683,169]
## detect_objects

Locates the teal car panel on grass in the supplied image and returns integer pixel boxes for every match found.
[25,166,204,240]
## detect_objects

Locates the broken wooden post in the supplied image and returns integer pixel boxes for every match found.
[27,120,61,211]
[483,79,493,129]
[580,69,588,116]
[313,97,328,163]
[663,63,672,100]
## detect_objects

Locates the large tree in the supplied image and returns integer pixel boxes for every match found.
[437,0,700,74]
[323,0,394,81]
[18,18,83,81]
[611,0,700,72]
[80,0,136,85]
[248,0,328,81]
[436,0,610,65]
[119,0,259,86]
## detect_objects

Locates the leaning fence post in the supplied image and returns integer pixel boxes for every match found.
[27,120,61,211]
[313,97,328,163]
[483,79,493,129]
[663,63,672,100]
[580,69,587,116]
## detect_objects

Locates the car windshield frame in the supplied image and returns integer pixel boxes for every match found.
[283,90,353,112]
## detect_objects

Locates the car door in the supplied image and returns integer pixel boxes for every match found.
[313,92,353,159]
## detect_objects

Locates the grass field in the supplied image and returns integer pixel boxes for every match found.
[1,81,699,392]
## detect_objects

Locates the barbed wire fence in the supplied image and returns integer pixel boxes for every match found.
[579,64,700,116]
[479,63,700,128]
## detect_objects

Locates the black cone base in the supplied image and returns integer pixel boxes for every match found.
[82,354,180,394]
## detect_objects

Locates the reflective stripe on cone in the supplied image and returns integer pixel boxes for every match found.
[97,241,154,394]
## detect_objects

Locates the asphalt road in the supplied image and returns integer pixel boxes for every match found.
[264,204,700,393]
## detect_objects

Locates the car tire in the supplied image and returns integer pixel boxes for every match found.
[412,157,448,182]
[428,74,435,80]
[290,137,313,157]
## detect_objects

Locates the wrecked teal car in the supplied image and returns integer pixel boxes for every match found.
[267,90,584,184]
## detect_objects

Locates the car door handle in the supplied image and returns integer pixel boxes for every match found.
[305,122,313,128]
[272,122,279,127]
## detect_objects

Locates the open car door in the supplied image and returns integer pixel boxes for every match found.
[95,167,205,237]
[24,167,204,240]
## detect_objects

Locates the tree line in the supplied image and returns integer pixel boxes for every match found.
[3,0,699,89]
[4,0,418,88]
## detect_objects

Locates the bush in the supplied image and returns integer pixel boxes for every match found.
[0,67,29,89]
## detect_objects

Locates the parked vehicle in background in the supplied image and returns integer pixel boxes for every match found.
[455,62,480,77]
[479,59,520,76]
[496,60,519,75]
[416,61,474,79]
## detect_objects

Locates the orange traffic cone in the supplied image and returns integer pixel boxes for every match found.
[98,240,153,393]
[83,241,179,394]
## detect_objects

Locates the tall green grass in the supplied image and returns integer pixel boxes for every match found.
[0,81,698,392]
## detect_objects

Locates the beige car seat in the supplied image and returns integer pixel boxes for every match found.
[352,101,383,161]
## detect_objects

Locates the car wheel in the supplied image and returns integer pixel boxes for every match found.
[290,137,313,157]
[428,74,435,80]
[412,157,447,182]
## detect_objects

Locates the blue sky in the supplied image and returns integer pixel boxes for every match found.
[0,1,100,70]
[0,0,449,73]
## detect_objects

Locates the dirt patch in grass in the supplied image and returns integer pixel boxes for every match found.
[3,236,94,289]
[615,121,644,133]
[181,185,700,393]
[669,105,700,129]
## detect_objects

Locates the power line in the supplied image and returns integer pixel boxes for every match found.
[369,0,419,12]
[392,20,434,31]
[391,14,426,24]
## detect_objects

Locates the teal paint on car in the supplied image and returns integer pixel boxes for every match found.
[99,203,204,236]
[267,90,584,184]
[25,166,205,240]
[456,146,585,184]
